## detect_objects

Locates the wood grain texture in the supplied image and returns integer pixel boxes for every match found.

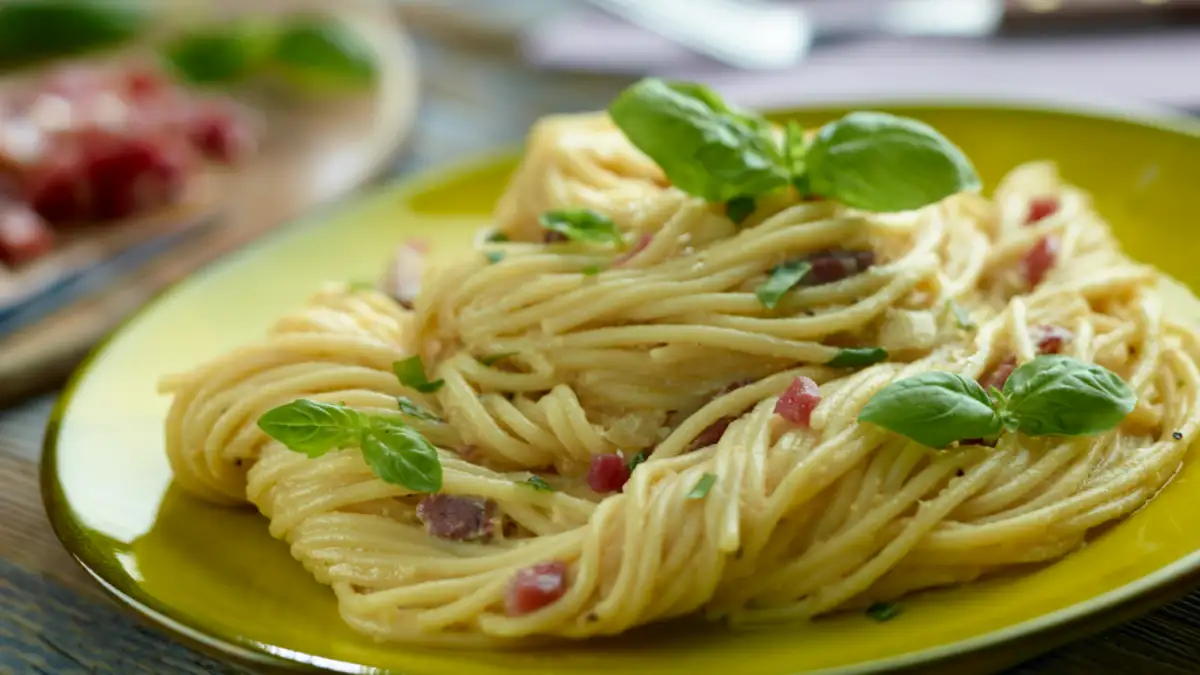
[4,17,1200,675]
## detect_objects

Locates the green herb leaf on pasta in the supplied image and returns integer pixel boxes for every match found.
[784,120,808,191]
[948,300,976,331]
[581,265,603,276]
[485,229,509,243]
[858,372,1002,449]
[269,16,378,94]
[626,451,648,471]
[805,111,980,212]
[1001,355,1136,437]
[485,250,505,264]
[346,280,376,292]
[394,356,444,393]
[866,602,902,622]
[360,420,442,493]
[725,196,756,225]
[257,399,364,457]
[478,352,516,367]
[396,396,442,422]
[827,347,888,369]
[539,209,623,246]
[755,260,812,309]
[523,475,555,492]
[608,78,789,203]
[687,473,717,499]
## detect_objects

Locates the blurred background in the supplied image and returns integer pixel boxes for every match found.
[0,0,1197,405]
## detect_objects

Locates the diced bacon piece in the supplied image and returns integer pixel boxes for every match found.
[688,417,733,452]
[586,454,631,493]
[381,241,425,308]
[801,248,876,286]
[613,233,652,266]
[22,146,90,223]
[1031,324,1072,355]
[80,131,191,220]
[186,100,256,165]
[979,357,1017,392]
[0,202,53,266]
[1025,196,1059,225]
[506,561,568,616]
[1022,235,1059,288]
[416,495,496,542]
[775,376,821,427]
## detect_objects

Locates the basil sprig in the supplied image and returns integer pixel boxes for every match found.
[756,261,812,309]
[258,399,442,492]
[397,396,442,422]
[606,78,980,213]
[858,355,1135,448]
[539,209,623,246]
[827,347,888,369]
[394,356,444,393]
[608,79,789,203]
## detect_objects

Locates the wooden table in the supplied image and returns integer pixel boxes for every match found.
[3,32,1200,675]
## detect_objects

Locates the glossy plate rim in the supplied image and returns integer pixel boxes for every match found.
[40,98,1200,675]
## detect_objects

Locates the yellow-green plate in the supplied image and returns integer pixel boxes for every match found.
[41,103,1200,675]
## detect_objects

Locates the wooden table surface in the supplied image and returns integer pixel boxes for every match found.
[4,29,1200,675]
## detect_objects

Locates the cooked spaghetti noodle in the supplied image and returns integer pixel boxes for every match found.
[160,106,1200,645]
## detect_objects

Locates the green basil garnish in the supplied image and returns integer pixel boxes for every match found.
[257,399,442,492]
[394,356,444,393]
[539,208,623,246]
[485,251,505,264]
[948,300,976,331]
[866,602,902,622]
[725,196,756,225]
[396,396,442,422]
[626,451,647,471]
[1002,355,1136,437]
[859,372,1002,449]
[581,265,603,276]
[755,260,812,309]
[805,111,980,212]
[523,475,555,492]
[687,473,717,499]
[827,347,888,369]
[858,356,1135,448]
[607,78,789,203]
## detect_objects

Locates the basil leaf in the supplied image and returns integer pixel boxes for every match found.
[687,473,717,499]
[725,196,756,225]
[485,250,505,264]
[626,451,647,471]
[396,396,442,422]
[485,229,509,243]
[270,16,378,94]
[866,602,901,622]
[394,356,444,393]
[805,111,980,212]
[948,300,976,331]
[478,352,516,367]
[755,260,812,309]
[858,372,1002,448]
[827,347,888,369]
[784,120,807,191]
[581,265,603,276]
[523,475,555,492]
[360,420,442,493]
[1002,355,1135,437]
[608,78,789,202]
[346,280,376,292]
[257,399,363,457]
[539,209,623,246]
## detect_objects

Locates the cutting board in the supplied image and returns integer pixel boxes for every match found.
[0,0,419,407]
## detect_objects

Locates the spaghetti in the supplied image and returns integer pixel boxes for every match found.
[160,92,1200,645]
